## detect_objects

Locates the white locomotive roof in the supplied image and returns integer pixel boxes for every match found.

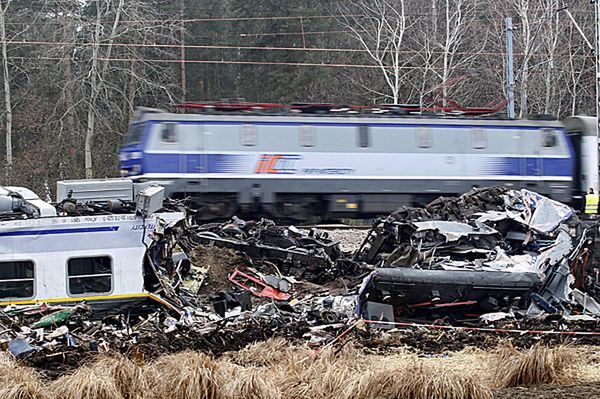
[135,110,563,128]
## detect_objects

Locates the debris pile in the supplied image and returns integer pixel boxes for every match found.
[3,186,600,372]
[356,187,600,322]
[177,217,353,284]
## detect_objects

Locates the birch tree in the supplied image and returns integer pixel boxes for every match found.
[51,0,182,179]
[0,0,12,178]
[336,0,408,103]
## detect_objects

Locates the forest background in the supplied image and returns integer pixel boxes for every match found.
[0,0,595,195]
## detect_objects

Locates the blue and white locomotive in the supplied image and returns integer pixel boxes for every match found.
[120,107,598,220]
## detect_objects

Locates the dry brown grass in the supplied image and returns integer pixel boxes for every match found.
[397,363,493,399]
[50,363,124,399]
[221,367,281,399]
[228,337,308,367]
[2,339,584,399]
[90,353,148,399]
[493,343,575,388]
[0,364,49,399]
[344,360,492,399]
[251,342,491,399]
[48,352,149,399]
[144,350,223,399]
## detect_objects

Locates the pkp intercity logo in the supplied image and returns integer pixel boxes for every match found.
[255,154,302,174]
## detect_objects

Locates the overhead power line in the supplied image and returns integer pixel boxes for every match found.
[5,56,593,74]
[0,40,594,59]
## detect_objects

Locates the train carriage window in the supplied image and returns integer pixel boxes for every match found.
[0,261,34,299]
[416,127,432,148]
[542,128,558,147]
[358,125,371,147]
[299,125,316,147]
[67,256,112,295]
[240,124,257,146]
[471,128,487,149]
[160,123,178,143]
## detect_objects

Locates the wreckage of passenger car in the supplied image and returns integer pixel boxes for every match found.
[356,187,600,322]
[0,180,184,311]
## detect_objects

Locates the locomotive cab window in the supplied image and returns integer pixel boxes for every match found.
[471,128,487,149]
[299,125,315,147]
[0,260,34,299]
[160,123,178,143]
[416,127,433,148]
[240,124,257,146]
[542,128,558,147]
[67,256,112,295]
[125,123,145,145]
[358,125,371,147]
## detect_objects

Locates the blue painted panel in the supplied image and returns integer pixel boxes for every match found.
[0,226,120,237]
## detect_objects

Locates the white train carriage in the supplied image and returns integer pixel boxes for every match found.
[120,107,598,220]
[0,182,183,310]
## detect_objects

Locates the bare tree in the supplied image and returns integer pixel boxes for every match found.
[336,0,408,103]
[39,0,182,179]
[0,0,12,178]
[408,0,484,108]
[84,0,124,179]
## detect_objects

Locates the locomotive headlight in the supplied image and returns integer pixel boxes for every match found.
[119,152,129,161]
[130,151,143,159]
[131,165,141,175]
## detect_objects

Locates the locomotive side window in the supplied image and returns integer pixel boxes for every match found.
[241,124,257,146]
[471,128,487,149]
[0,260,34,299]
[67,256,112,295]
[161,123,178,143]
[125,123,145,145]
[416,127,432,148]
[299,125,315,147]
[358,125,371,147]
[542,128,557,147]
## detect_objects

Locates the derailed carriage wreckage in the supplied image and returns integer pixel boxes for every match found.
[3,183,600,366]
[177,187,600,324]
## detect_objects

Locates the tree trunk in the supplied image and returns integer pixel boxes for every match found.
[84,3,101,179]
[85,0,124,179]
[62,13,76,179]
[0,1,12,180]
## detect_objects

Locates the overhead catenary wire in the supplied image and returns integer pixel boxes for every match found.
[4,55,595,76]
[0,39,595,59]
[1,56,486,70]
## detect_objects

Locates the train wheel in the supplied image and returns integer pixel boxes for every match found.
[273,194,322,223]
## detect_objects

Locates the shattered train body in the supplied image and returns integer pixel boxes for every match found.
[356,187,600,321]
[4,183,600,362]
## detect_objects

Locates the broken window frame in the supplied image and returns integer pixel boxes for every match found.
[0,260,35,299]
[67,256,113,296]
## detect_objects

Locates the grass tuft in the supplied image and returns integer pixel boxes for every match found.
[493,343,574,388]
[144,350,223,399]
